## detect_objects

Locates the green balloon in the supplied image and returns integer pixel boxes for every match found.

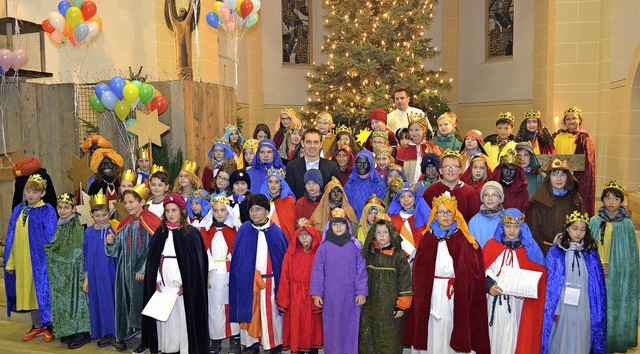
[72,0,84,8]
[89,94,105,113]
[131,80,142,88]
[139,83,154,104]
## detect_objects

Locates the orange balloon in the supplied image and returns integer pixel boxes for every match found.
[89,16,102,30]
[145,102,153,112]
[155,89,162,98]
[63,21,72,37]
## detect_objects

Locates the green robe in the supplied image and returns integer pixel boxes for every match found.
[44,215,91,337]
[359,220,413,354]
[589,212,639,352]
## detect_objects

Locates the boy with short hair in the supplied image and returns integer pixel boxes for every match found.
[432,112,462,151]
[146,168,170,218]
[484,112,517,167]
[135,147,151,185]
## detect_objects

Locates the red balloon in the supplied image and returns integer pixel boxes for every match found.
[80,1,98,21]
[42,19,55,33]
[240,0,254,19]
[150,96,169,115]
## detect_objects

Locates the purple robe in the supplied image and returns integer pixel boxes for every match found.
[310,237,368,354]
[83,225,117,338]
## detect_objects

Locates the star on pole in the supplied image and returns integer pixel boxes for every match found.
[126,109,170,146]
[67,154,94,190]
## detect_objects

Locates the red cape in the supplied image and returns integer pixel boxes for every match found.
[482,239,546,354]
[294,196,320,225]
[274,196,297,243]
[116,209,161,235]
[490,165,530,217]
[423,182,481,222]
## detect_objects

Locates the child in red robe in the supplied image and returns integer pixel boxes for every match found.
[261,168,297,242]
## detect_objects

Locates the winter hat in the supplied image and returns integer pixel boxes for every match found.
[369,108,388,124]
[230,170,251,189]
[421,153,441,174]
[163,193,187,210]
[304,168,323,187]
[480,181,504,203]
[247,193,270,212]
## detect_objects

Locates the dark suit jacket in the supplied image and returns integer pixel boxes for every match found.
[285,157,340,199]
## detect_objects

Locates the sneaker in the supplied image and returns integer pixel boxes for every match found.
[42,326,55,342]
[21,326,44,341]
[97,335,114,348]
[113,341,127,352]
[132,344,148,353]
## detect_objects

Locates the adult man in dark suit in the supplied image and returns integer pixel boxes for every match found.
[286,128,340,199]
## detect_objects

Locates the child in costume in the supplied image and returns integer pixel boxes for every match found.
[277,218,323,354]
[83,192,118,348]
[238,139,258,171]
[229,194,289,354]
[253,123,271,141]
[81,134,113,189]
[210,166,234,198]
[416,153,440,197]
[315,111,335,158]
[396,113,443,184]
[515,142,546,199]
[489,149,530,216]
[388,182,431,264]
[45,193,91,349]
[370,130,391,151]
[311,177,358,231]
[105,185,161,352]
[589,181,639,353]
[284,126,304,161]
[402,192,490,354]
[11,157,58,208]
[119,169,136,196]
[260,167,297,242]
[88,148,125,201]
[247,139,286,194]
[395,127,410,148]
[141,193,209,353]
[327,125,360,159]
[515,110,556,155]
[344,150,387,220]
[432,112,462,151]
[356,195,386,244]
[374,146,393,180]
[147,168,170,218]
[483,112,517,167]
[364,108,398,150]
[223,124,245,162]
[229,169,254,224]
[207,196,241,354]
[274,107,302,150]
[359,215,413,354]
[469,181,505,247]
[135,147,152,185]
[188,189,212,227]
[331,143,355,186]
[173,160,203,198]
[483,208,546,354]
[541,211,606,354]
[459,129,491,170]
[311,208,368,354]
[294,169,323,221]
[4,174,57,342]
[460,153,493,194]
[202,137,236,193]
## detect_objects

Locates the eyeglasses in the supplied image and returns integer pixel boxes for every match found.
[436,210,453,216]
[441,165,460,171]
[217,176,229,181]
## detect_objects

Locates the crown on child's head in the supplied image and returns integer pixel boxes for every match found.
[212,137,229,146]
[374,212,391,223]
[371,130,389,140]
[191,189,210,200]
[242,139,259,150]
[603,180,625,194]
[89,191,108,208]
[564,106,582,117]
[565,210,589,226]
[374,146,393,157]
[547,158,572,173]
[27,174,47,189]
[524,110,541,119]
[497,112,514,123]
[210,195,231,205]
[500,149,521,166]
[388,176,405,190]
[388,164,403,173]
[331,208,347,219]
[432,191,458,208]
[131,184,151,201]
[335,124,352,135]
[441,149,462,161]
[399,182,417,194]
[57,193,77,207]
[121,169,137,183]
[316,111,333,124]
[266,167,286,179]
[150,164,166,175]
[408,111,428,127]
[366,194,385,208]
[281,107,297,118]
[224,124,238,133]
[296,217,311,228]
[180,160,198,175]
[137,147,150,159]
[501,211,525,225]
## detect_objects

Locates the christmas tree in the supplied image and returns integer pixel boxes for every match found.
[304,0,452,129]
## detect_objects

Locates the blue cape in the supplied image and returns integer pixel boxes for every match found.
[208,141,235,160]
[387,186,431,228]
[260,173,295,200]
[345,150,387,219]
[248,139,286,194]
[493,208,545,266]
[223,125,244,146]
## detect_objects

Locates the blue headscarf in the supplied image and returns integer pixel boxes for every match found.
[387,182,431,228]
[207,139,235,160]
[251,139,285,171]
[345,150,387,219]
[260,169,296,200]
[223,125,244,146]
[186,189,211,219]
[493,208,545,267]
[385,167,407,185]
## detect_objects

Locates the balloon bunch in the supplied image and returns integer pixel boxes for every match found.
[0,48,28,73]
[89,78,169,121]
[42,0,101,45]
[206,0,261,31]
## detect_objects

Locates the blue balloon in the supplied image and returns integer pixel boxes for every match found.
[58,0,71,17]
[101,91,117,111]
[109,76,126,100]
[74,23,89,41]
[206,12,219,29]
[95,83,110,99]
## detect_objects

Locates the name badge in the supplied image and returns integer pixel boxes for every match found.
[563,287,580,306]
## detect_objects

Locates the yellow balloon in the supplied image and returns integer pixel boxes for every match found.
[213,1,223,15]
[66,7,84,29]
[114,100,130,121]
[236,0,243,13]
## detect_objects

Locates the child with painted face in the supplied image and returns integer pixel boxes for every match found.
[589,181,639,353]
[489,149,530,217]
[141,193,209,354]
[344,150,387,220]
[88,148,125,201]
[310,208,368,354]
[416,153,441,197]
[388,182,431,264]
[147,169,171,218]
[310,177,358,231]
[542,211,606,354]
[483,208,546,354]
[468,181,505,248]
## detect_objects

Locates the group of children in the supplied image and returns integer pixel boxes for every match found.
[3,102,636,354]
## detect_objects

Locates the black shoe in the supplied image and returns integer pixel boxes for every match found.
[241,343,260,354]
[309,349,319,354]
[97,335,114,348]
[229,335,241,354]
[268,345,282,354]
[60,335,73,344]
[113,341,127,352]
[132,343,149,353]
[210,339,222,353]
[68,332,91,350]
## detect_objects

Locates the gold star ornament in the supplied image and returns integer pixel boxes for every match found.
[76,190,94,226]
[67,154,94,190]
[126,109,170,147]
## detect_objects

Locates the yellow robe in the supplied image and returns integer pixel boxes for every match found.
[553,132,577,154]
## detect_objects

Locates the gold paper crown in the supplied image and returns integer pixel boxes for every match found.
[210,195,231,205]
[603,180,625,193]
[335,124,352,135]
[131,184,151,201]
[399,182,417,193]
[374,212,391,222]
[524,110,541,119]
[388,164,403,173]
[296,217,311,228]
[212,137,229,146]
[89,191,109,208]
[374,146,393,156]
[280,107,297,119]
[331,208,347,218]
[497,112,514,122]
[137,147,150,160]
[500,149,521,166]
[121,169,137,183]
[408,111,428,127]
[565,210,589,226]
[267,167,286,178]
[371,130,389,139]
[441,149,462,161]
[181,160,198,175]
[27,174,47,189]
[547,158,571,173]
[57,193,77,206]
[191,189,210,200]
[388,175,405,190]
[316,111,333,123]
[432,191,458,208]
[437,112,457,124]
[564,106,582,117]
[366,194,385,208]
[242,139,259,150]
[150,164,166,175]
[501,212,525,225]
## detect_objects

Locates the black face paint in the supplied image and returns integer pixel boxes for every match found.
[356,156,370,176]
[100,158,115,177]
[328,187,343,206]
[501,163,517,184]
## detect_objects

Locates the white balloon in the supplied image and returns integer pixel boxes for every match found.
[85,21,99,41]
[252,0,261,13]
[224,0,238,11]
[48,11,66,33]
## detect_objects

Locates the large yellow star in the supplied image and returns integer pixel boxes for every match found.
[67,154,94,190]
[76,190,94,226]
[126,109,170,146]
